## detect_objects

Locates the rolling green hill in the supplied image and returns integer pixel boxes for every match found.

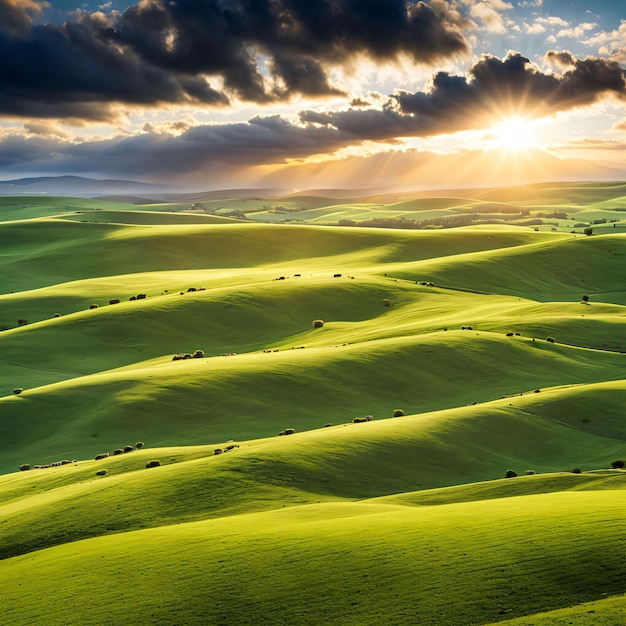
[1,184,625,626]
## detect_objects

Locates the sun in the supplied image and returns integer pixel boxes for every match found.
[490,117,539,152]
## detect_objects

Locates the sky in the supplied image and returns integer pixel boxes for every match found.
[0,0,625,190]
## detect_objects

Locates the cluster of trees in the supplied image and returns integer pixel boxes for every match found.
[338,214,547,230]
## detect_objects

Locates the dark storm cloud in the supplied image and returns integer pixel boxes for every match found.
[0,0,470,118]
[304,52,626,140]
[0,21,228,121]
[0,116,353,179]
[3,51,625,181]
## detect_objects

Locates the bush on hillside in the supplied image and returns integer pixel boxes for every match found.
[19,464,30,471]
[323,423,333,427]
[505,332,514,337]
[95,453,109,460]
[113,448,124,455]
[546,337,556,343]
[95,469,108,476]
[393,409,404,417]
[135,442,144,449]
[145,460,161,468]
[13,388,23,395]
[193,349,204,358]
[109,299,120,305]
[524,470,535,475]
[582,295,589,302]
[17,319,28,326]
[122,445,134,453]
[584,227,593,236]
[383,299,391,307]
[312,319,324,328]
[53,313,61,318]
[610,459,625,469]
[89,304,99,309]
[571,468,582,474]
[504,469,518,478]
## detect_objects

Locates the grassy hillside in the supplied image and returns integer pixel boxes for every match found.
[1,184,625,626]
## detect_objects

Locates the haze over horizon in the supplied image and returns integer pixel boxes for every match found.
[1,0,625,189]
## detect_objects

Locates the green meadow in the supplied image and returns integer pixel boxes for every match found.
[1,182,625,625]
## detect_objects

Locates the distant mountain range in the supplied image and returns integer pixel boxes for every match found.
[0,176,181,198]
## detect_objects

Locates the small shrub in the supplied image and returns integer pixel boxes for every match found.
[53,313,61,318]
[283,428,296,435]
[145,460,161,468]
[187,287,197,292]
[13,388,23,395]
[193,349,205,358]
[333,274,342,278]
[383,299,391,307]
[95,453,109,460]
[19,464,30,471]
[95,469,108,476]
[182,353,192,359]
[312,319,324,328]
[546,337,556,343]
[17,319,28,326]
[135,442,144,449]
[392,409,404,417]
[214,449,223,455]
[172,353,184,361]
[610,459,625,469]
[122,445,134,453]
[582,295,589,302]
[505,332,514,337]
[136,293,147,299]
[571,468,582,474]
[524,470,535,475]
[584,227,593,236]
[89,304,99,309]
[113,448,124,455]
[504,469,518,478]
[129,295,137,301]
[109,298,120,305]
[323,423,333,427]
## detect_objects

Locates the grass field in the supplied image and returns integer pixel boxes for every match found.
[1,181,625,625]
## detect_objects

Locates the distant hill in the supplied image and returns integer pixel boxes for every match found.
[0,176,180,198]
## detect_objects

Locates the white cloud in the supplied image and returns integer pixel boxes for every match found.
[536,16,569,28]
[584,20,626,63]
[556,23,597,39]
[518,0,542,7]
[525,22,546,34]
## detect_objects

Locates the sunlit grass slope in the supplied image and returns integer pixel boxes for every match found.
[1,487,624,626]
[2,187,626,626]
[1,388,625,559]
